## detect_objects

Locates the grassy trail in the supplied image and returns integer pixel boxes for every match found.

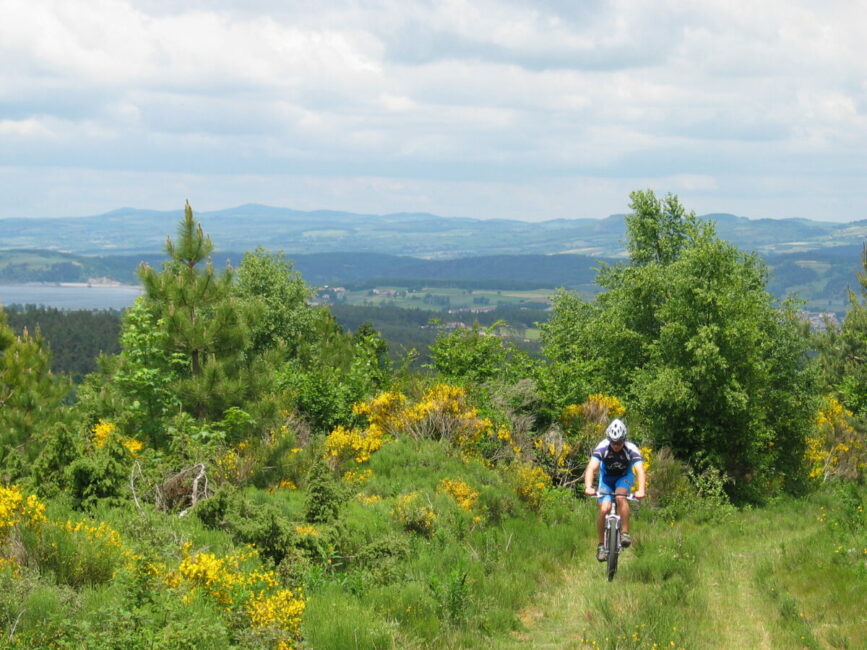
[498,496,865,649]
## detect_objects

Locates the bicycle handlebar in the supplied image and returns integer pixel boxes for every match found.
[585,491,642,500]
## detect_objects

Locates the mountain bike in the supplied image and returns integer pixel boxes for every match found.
[589,492,639,581]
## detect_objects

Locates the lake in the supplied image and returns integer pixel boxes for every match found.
[0,284,143,310]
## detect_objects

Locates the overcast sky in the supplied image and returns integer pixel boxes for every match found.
[1,0,865,222]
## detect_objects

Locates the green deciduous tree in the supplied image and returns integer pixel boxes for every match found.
[234,247,314,357]
[542,190,817,501]
[430,321,531,384]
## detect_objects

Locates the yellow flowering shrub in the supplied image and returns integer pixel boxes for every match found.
[91,419,117,448]
[215,449,241,483]
[343,469,372,485]
[353,390,406,436]
[807,396,866,481]
[171,543,305,648]
[392,492,437,537]
[0,486,46,543]
[294,524,320,537]
[542,393,629,487]
[269,479,298,493]
[399,384,494,457]
[439,478,479,512]
[561,393,625,437]
[92,420,146,458]
[341,386,516,463]
[324,425,384,465]
[534,436,573,469]
[246,589,306,649]
[511,462,550,510]
[640,445,653,479]
[123,438,144,457]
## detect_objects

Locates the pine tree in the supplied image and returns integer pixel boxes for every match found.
[138,202,254,420]
[0,307,69,459]
[818,244,867,415]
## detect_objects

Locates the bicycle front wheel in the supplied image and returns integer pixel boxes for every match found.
[606,520,619,581]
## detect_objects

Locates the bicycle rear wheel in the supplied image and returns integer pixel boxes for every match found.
[606,520,619,581]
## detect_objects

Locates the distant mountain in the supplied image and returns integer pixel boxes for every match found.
[2,204,864,258]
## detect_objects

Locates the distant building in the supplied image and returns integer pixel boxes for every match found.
[800,311,842,330]
[447,306,497,314]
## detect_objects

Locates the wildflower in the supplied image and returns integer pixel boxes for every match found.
[439,478,479,512]
[511,462,550,509]
[91,419,116,448]
[343,469,372,485]
[123,438,144,457]
[0,486,46,539]
[294,524,320,537]
[393,492,437,536]
[324,425,384,464]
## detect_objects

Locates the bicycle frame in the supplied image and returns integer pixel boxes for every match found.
[592,492,637,581]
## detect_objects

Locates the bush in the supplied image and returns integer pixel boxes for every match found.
[67,434,131,509]
[305,458,344,524]
[194,487,295,565]
[392,492,437,537]
[30,423,82,498]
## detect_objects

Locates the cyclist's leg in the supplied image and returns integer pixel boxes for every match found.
[596,498,612,544]
[597,470,616,544]
[613,473,635,534]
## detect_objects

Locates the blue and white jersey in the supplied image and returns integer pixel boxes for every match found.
[591,440,643,479]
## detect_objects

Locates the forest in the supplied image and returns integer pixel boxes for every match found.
[0,192,864,648]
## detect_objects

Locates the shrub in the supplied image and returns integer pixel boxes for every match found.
[30,423,81,498]
[438,478,480,513]
[509,462,550,511]
[646,447,691,511]
[304,459,343,524]
[22,518,131,588]
[67,428,132,509]
[806,396,867,482]
[392,492,437,537]
[168,543,306,648]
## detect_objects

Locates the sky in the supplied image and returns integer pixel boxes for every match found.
[1,0,865,222]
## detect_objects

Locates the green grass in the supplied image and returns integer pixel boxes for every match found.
[500,488,866,650]
[3,435,863,649]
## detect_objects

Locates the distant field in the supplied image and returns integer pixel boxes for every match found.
[334,286,557,312]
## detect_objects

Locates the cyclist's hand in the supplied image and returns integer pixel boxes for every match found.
[584,487,597,496]
[633,489,646,499]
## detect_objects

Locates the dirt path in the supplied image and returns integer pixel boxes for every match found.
[498,512,816,649]
[694,528,774,649]
[500,542,630,649]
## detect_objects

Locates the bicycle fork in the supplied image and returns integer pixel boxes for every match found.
[602,512,621,557]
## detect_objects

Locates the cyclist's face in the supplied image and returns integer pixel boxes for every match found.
[611,440,625,450]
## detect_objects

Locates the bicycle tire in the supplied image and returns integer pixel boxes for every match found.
[606,519,619,581]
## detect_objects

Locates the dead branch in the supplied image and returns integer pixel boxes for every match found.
[130,461,144,515]
[156,463,211,515]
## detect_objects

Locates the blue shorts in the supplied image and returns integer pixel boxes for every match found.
[597,469,634,502]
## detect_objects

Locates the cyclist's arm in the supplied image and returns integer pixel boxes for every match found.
[632,461,646,498]
[584,457,601,495]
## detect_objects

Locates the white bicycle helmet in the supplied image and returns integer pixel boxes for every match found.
[605,418,628,443]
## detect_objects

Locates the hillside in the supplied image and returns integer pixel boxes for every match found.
[1,245,862,313]
[1,204,865,258]
[1,192,865,649]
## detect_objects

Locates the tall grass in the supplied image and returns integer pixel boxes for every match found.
[507,486,866,650]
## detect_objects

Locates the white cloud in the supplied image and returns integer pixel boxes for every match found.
[0,0,865,221]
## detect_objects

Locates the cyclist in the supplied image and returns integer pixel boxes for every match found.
[583,418,646,562]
